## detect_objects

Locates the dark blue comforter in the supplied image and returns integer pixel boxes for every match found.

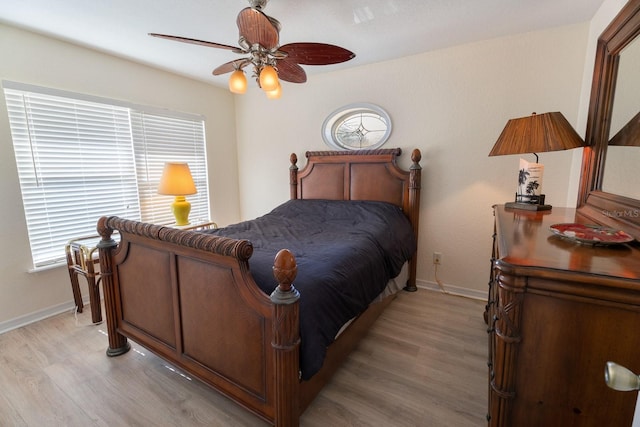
[205,199,416,380]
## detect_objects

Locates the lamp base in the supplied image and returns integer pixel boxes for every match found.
[172,196,192,226]
[505,193,552,211]
[505,202,552,211]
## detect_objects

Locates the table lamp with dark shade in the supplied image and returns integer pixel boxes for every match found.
[489,112,586,211]
[157,162,197,226]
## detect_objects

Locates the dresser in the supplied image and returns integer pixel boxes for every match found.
[486,205,640,426]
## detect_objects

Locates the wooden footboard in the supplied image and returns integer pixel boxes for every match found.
[97,217,301,425]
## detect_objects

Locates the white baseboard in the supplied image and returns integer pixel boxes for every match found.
[416,279,487,301]
[0,299,83,335]
[1,281,486,335]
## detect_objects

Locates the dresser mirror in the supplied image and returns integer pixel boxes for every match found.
[603,33,640,199]
[577,0,640,239]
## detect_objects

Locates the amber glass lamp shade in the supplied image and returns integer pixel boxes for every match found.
[229,69,247,94]
[157,162,197,226]
[265,83,282,99]
[259,65,279,92]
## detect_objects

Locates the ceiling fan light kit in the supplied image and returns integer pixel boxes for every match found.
[229,69,248,94]
[265,84,282,99]
[150,0,355,99]
[259,65,279,91]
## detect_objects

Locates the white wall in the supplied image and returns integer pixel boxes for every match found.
[1,3,626,327]
[0,23,240,328]
[234,23,589,297]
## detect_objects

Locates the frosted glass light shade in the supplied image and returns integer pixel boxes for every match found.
[229,69,247,94]
[265,84,282,99]
[259,65,279,92]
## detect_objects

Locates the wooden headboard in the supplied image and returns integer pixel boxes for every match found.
[289,148,422,291]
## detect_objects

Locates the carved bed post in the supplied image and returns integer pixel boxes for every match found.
[405,148,422,292]
[96,216,131,357]
[270,249,301,427]
[289,153,299,200]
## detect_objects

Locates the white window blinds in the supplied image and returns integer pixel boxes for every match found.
[3,82,209,269]
[131,111,209,225]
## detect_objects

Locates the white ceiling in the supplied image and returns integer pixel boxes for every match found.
[1,0,606,88]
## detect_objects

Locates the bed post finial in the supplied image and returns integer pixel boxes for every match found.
[290,153,299,200]
[270,249,300,426]
[411,148,422,165]
[271,249,299,301]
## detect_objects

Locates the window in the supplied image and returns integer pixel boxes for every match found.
[321,103,392,150]
[3,81,209,269]
[130,111,209,225]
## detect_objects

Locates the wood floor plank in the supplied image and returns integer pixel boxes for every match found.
[0,290,487,426]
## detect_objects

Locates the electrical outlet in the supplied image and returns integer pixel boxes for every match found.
[433,252,442,265]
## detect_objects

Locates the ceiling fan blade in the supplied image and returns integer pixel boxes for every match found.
[212,59,247,76]
[280,43,355,65]
[149,33,241,52]
[276,59,307,83]
[236,7,279,49]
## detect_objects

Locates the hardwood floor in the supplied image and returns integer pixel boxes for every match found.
[0,290,487,426]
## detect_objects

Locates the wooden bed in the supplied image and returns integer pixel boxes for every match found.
[96,148,422,426]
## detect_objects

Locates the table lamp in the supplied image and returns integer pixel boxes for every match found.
[157,162,197,226]
[489,112,586,211]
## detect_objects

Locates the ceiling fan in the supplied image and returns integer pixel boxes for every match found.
[149,0,356,98]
